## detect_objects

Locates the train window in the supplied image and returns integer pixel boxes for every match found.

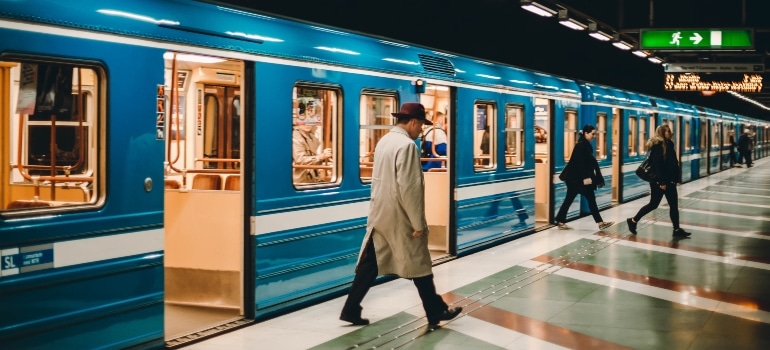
[628,116,637,156]
[474,102,496,172]
[700,120,707,149]
[504,105,524,168]
[291,85,340,188]
[711,121,720,147]
[201,86,240,170]
[684,121,691,149]
[596,113,607,159]
[721,123,730,146]
[663,119,674,145]
[359,92,397,182]
[638,117,647,154]
[563,110,577,160]
[1,61,102,213]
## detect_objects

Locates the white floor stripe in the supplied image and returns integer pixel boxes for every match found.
[583,235,770,270]
[647,221,770,240]
[678,207,770,221]
[681,197,770,209]
[520,260,770,324]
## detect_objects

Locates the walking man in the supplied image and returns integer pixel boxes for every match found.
[340,102,462,327]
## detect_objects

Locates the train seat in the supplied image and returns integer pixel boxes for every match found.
[7,200,54,209]
[224,175,240,191]
[165,179,181,189]
[192,174,222,190]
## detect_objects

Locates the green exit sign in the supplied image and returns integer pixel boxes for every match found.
[640,29,753,50]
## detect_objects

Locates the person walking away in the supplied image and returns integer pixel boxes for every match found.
[340,102,462,327]
[627,125,691,237]
[737,128,753,168]
[554,125,614,230]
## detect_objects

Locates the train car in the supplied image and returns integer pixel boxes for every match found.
[579,83,657,203]
[2,1,769,349]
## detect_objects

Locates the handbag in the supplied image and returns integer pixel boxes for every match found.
[635,156,655,182]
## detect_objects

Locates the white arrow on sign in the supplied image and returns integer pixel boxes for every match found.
[690,32,703,44]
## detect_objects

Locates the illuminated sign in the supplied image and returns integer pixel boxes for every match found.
[664,73,763,92]
[664,63,764,73]
[640,29,753,50]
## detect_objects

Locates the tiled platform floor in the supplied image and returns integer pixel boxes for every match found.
[184,159,770,350]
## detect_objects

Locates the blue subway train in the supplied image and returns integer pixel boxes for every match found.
[1,0,768,348]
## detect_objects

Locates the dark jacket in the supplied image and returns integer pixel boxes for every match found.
[648,139,681,184]
[738,133,752,153]
[560,138,603,189]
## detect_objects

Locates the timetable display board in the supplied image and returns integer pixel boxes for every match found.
[664,73,763,93]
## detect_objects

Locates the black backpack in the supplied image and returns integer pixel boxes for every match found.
[420,127,435,160]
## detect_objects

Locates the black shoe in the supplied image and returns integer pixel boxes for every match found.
[626,218,637,234]
[673,228,691,238]
[428,307,462,326]
[340,313,370,326]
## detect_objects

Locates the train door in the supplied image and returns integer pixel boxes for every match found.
[419,83,453,260]
[611,108,621,202]
[162,52,246,344]
[534,98,552,228]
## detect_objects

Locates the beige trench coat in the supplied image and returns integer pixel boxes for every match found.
[359,126,433,278]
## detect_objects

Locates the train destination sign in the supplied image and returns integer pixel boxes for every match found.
[640,29,753,50]
[664,73,763,92]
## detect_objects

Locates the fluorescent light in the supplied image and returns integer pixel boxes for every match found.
[632,50,650,57]
[163,52,225,64]
[558,10,587,31]
[520,0,556,17]
[587,23,612,41]
[648,57,663,64]
[589,31,612,41]
[559,18,587,30]
[612,41,633,50]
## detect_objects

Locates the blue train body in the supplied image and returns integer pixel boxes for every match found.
[0,0,767,348]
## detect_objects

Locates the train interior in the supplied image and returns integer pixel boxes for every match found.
[533,98,551,229]
[0,61,99,212]
[420,84,451,260]
[162,52,245,340]
[611,108,621,202]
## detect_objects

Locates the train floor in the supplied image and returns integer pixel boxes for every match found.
[182,158,770,350]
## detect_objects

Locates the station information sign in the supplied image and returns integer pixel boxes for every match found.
[640,29,753,50]
[664,73,763,92]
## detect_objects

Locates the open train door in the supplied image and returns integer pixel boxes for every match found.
[419,83,455,260]
[161,52,252,347]
[533,98,552,229]
[611,108,622,202]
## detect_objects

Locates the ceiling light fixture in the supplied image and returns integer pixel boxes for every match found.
[520,0,557,17]
[587,22,612,41]
[558,10,587,31]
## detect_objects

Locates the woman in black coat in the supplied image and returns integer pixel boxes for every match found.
[555,125,614,230]
[627,125,691,237]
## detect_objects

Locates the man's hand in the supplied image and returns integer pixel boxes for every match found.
[412,230,423,238]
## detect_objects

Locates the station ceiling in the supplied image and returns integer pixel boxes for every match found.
[211,0,770,120]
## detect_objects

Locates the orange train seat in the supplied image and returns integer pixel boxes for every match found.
[192,174,222,190]
[224,175,240,191]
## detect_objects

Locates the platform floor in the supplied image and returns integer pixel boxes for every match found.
[184,159,770,350]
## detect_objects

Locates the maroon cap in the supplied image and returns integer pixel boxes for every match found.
[391,102,433,125]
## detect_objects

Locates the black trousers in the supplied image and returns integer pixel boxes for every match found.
[633,182,680,229]
[341,237,448,319]
[739,150,753,166]
[555,184,603,223]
